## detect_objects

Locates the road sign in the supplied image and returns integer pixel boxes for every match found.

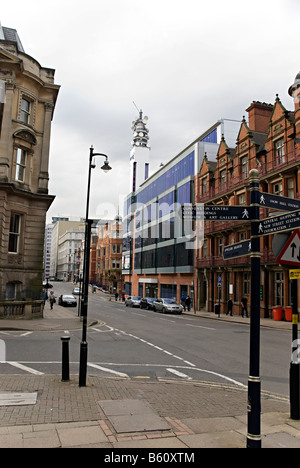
[277,230,300,267]
[181,205,252,221]
[253,209,300,237]
[290,270,300,280]
[258,191,300,212]
[223,239,252,260]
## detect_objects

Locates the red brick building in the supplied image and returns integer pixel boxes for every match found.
[196,80,300,317]
[95,217,123,295]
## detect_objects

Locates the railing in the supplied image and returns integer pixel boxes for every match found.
[0,301,43,319]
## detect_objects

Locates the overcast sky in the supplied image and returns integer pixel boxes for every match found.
[1,0,299,222]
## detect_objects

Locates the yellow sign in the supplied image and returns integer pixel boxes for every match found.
[289,270,300,280]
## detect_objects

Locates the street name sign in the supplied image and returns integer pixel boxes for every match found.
[223,239,252,260]
[289,270,300,280]
[276,229,300,267]
[258,192,300,212]
[253,209,300,237]
[181,205,252,221]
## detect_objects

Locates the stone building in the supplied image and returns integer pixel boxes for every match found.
[0,25,60,318]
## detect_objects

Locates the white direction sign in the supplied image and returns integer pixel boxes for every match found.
[276,229,300,267]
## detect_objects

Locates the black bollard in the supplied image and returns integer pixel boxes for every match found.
[61,336,70,382]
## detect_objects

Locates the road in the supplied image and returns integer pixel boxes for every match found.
[0,282,292,400]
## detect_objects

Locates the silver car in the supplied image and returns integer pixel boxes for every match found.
[153,298,183,314]
[125,296,141,308]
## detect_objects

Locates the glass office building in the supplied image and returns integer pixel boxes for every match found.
[122,119,241,301]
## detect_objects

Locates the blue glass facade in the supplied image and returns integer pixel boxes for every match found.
[123,151,195,276]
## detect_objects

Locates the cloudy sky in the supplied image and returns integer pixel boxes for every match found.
[1,0,299,222]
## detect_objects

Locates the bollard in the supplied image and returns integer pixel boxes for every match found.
[61,336,70,382]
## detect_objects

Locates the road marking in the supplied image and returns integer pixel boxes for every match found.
[131,312,146,317]
[167,368,192,380]
[186,324,215,331]
[160,318,176,323]
[8,362,44,375]
[20,332,33,337]
[88,363,129,378]
[113,327,196,368]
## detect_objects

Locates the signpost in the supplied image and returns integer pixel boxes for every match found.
[253,209,300,237]
[258,191,300,212]
[180,171,300,447]
[223,239,252,260]
[181,204,252,221]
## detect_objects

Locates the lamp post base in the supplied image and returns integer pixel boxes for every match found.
[79,341,88,387]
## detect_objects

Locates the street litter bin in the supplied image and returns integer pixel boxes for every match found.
[273,306,283,321]
[285,306,292,322]
[215,304,221,316]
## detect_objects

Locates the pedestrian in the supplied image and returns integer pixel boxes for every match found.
[185,295,191,312]
[42,289,48,310]
[227,298,233,316]
[49,290,56,310]
[115,292,119,301]
[241,296,249,317]
[180,295,186,311]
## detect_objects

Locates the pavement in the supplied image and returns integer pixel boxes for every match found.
[0,298,299,449]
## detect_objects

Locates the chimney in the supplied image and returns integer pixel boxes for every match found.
[246,101,273,133]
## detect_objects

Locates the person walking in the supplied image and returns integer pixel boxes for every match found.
[49,290,56,310]
[42,289,48,310]
[185,295,191,312]
[180,295,186,311]
[241,296,249,317]
[227,298,233,316]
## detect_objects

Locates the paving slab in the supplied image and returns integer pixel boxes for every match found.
[178,431,246,448]
[0,392,37,406]
[98,399,171,433]
[56,423,108,447]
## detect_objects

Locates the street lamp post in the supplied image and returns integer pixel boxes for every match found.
[79,146,112,387]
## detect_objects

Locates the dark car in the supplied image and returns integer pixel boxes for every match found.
[140,297,156,310]
[58,294,77,307]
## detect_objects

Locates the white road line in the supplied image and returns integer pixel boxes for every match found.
[186,324,215,331]
[88,363,128,378]
[8,362,44,376]
[167,368,192,380]
[20,332,33,337]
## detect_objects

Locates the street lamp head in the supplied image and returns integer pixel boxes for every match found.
[101,159,112,173]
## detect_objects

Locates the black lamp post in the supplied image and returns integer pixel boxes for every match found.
[79,146,112,387]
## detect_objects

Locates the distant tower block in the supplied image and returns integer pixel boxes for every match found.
[130,109,150,192]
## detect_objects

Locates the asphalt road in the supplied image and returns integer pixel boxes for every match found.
[0,282,292,400]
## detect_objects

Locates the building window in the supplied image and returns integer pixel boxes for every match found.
[275,138,285,164]
[275,272,284,306]
[241,156,248,178]
[287,178,294,198]
[220,169,227,188]
[273,181,283,196]
[9,214,21,253]
[217,237,223,255]
[243,273,250,295]
[202,177,208,194]
[238,193,246,205]
[15,148,27,182]
[20,97,31,124]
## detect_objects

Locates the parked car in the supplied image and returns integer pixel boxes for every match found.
[140,297,156,310]
[58,294,77,307]
[72,287,80,295]
[125,296,141,307]
[153,298,183,314]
